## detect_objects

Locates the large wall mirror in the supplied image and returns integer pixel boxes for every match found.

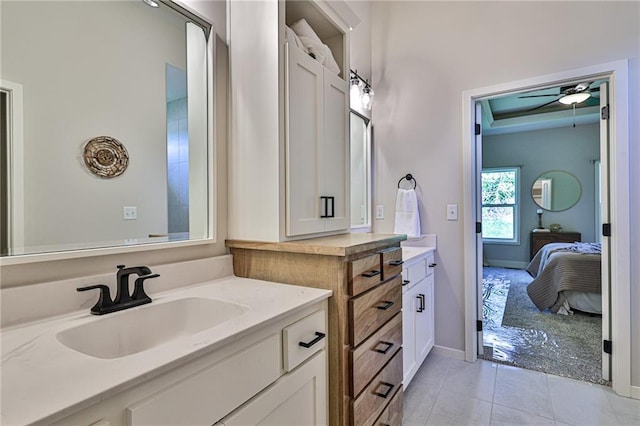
[531,170,582,211]
[0,0,214,260]
[350,111,371,230]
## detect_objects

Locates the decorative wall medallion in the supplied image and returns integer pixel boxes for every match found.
[83,136,129,178]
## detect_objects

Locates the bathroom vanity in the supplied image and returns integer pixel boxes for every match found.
[0,259,331,425]
[227,233,407,426]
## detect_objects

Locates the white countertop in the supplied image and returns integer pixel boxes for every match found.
[0,276,331,425]
[402,246,435,263]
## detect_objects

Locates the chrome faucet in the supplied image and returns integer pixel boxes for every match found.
[77,265,159,315]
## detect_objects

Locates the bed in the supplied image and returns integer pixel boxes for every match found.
[526,242,602,314]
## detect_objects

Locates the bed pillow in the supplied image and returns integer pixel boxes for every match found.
[290,18,340,74]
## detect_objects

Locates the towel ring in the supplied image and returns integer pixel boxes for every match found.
[397,173,417,189]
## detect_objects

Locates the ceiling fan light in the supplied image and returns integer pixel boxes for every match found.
[559,92,591,105]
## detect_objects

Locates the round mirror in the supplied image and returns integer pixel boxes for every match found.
[531,170,582,211]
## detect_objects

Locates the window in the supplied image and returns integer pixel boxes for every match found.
[481,167,519,243]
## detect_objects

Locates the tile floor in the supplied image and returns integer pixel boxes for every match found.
[403,353,640,425]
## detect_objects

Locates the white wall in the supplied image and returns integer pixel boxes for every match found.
[483,124,600,264]
[370,0,639,385]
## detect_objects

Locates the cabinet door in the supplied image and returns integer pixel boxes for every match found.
[402,285,417,388]
[218,351,327,425]
[415,276,434,364]
[286,45,325,236]
[321,69,349,232]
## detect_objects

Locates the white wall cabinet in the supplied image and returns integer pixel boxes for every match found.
[286,44,349,236]
[402,250,435,388]
[52,303,328,426]
[228,0,352,242]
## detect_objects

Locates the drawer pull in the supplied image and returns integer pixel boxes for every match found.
[373,341,394,354]
[376,300,395,310]
[388,260,404,266]
[402,279,410,286]
[429,263,437,267]
[417,294,425,312]
[361,270,381,278]
[373,381,395,399]
[298,331,326,348]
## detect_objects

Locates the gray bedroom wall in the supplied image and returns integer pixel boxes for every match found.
[482,123,600,266]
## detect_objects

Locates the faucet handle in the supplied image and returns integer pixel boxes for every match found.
[132,273,159,303]
[77,284,114,315]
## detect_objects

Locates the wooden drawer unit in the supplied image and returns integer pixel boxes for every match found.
[228,233,406,425]
[373,387,403,426]
[349,253,383,296]
[350,313,402,397]
[380,247,403,280]
[351,349,403,426]
[350,276,402,347]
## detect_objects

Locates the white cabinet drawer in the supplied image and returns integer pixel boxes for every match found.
[283,309,326,372]
[403,258,427,288]
[127,333,281,425]
[426,251,436,276]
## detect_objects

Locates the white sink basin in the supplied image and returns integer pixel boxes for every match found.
[57,297,248,359]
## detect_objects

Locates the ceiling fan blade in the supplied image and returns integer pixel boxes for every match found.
[527,98,560,111]
[518,94,560,98]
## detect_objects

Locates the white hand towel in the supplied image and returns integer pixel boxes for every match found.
[394,188,421,238]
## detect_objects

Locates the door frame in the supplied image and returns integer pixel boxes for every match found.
[461,60,631,397]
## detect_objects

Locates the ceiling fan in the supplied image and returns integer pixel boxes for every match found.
[519,81,599,111]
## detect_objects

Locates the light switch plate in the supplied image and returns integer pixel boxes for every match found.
[123,206,137,220]
[376,205,384,219]
[447,204,458,221]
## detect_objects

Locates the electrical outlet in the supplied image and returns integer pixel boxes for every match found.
[123,206,137,220]
[447,204,458,221]
[376,205,384,219]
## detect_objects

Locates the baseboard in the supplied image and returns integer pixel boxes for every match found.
[631,385,640,400]
[432,345,465,360]
[486,259,528,269]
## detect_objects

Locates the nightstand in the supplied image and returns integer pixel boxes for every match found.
[530,231,581,260]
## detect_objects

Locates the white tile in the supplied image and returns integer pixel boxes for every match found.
[603,388,640,425]
[493,365,553,419]
[426,389,492,426]
[547,374,619,425]
[441,359,498,402]
[412,352,453,388]
[403,380,435,425]
[490,404,555,426]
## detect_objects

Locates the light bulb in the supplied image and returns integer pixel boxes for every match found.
[559,92,590,105]
[350,76,363,108]
[361,86,374,111]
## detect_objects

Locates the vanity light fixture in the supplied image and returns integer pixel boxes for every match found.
[558,91,591,105]
[143,0,160,8]
[350,69,374,111]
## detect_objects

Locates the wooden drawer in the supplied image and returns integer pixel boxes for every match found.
[350,313,402,397]
[351,349,403,426]
[349,276,402,347]
[349,253,383,296]
[283,309,326,372]
[380,247,403,280]
[373,387,403,426]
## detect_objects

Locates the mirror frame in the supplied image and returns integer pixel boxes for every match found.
[531,170,582,212]
[0,0,217,266]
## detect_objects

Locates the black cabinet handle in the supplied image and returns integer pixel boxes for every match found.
[362,270,381,278]
[320,196,335,218]
[376,300,394,310]
[429,263,437,267]
[402,279,411,286]
[299,331,326,348]
[373,381,395,398]
[388,260,404,266]
[373,341,394,354]
[417,294,425,312]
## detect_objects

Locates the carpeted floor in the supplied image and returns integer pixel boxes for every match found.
[481,266,607,385]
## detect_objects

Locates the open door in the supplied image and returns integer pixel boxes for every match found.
[599,82,611,381]
[474,102,484,355]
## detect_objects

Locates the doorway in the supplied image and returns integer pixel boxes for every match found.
[462,60,632,398]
